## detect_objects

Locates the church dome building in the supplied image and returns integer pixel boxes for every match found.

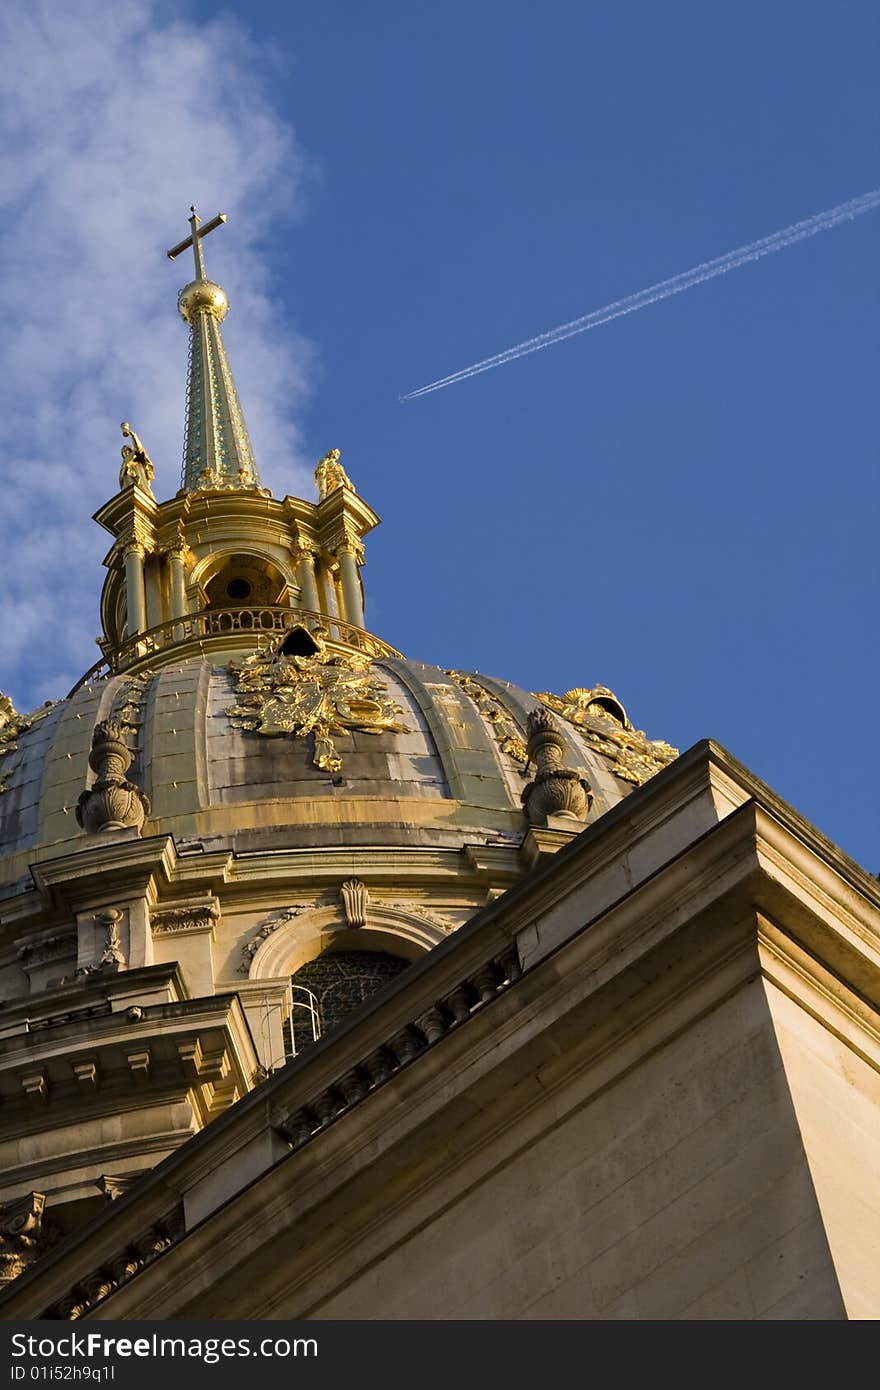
[1,211,878,1323]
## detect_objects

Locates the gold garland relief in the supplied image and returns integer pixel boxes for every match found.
[445,672,529,765]
[226,635,409,774]
[0,694,55,795]
[535,685,678,786]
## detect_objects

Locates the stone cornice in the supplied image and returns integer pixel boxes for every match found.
[1,844,497,935]
[93,487,159,546]
[29,836,178,913]
[314,487,380,550]
[223,843,520,895]
[486,738,880,947]
[280,496,321,528]
[0,963,189,1037]
[0,976,259,1161]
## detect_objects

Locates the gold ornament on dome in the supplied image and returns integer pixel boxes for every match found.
[226,633,409,774]
[0,694,54,795]
[534,685,678,786]
[446,671,529,765]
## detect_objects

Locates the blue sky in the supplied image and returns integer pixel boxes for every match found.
[1,1,878,869]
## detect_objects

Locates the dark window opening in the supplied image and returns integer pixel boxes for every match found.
[287,950,411,1056]
[279,626,322,658]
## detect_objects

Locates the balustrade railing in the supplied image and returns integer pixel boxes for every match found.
[67,606,402,697]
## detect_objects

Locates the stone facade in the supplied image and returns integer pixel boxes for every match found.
[1,744,878,1320]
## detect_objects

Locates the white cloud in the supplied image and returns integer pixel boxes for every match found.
[0,0,314,710]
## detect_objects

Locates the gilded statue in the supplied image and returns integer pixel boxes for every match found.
[119,422,155,492]
[0,692,16,736]
[315,448,355,500]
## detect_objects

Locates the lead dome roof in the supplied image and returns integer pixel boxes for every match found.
[0,651,675,897]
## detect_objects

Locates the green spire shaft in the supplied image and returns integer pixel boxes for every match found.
[167,207,265,495]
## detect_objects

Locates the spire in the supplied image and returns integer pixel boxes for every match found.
[167,207,265,494]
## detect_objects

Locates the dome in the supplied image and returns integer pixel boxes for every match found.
[0,647,675,888]
[0,212,678,1270]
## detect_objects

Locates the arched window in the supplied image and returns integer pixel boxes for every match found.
[202,553,289,609]
[286,950,411,1056]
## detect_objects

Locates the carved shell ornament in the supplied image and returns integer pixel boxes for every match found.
[226,632,409,773]
[535,685,678,786]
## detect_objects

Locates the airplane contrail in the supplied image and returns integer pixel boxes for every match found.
[400,187,880,401]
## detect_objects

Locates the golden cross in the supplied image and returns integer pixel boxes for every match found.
[166,205,228,281]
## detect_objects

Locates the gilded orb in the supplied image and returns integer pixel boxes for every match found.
[177,279,229,323]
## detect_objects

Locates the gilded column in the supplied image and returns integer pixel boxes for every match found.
[123,541,148,638]
[318,561,338,619]
[295,546,321,616]
[167,530,189,620]
[337,540,365,629]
